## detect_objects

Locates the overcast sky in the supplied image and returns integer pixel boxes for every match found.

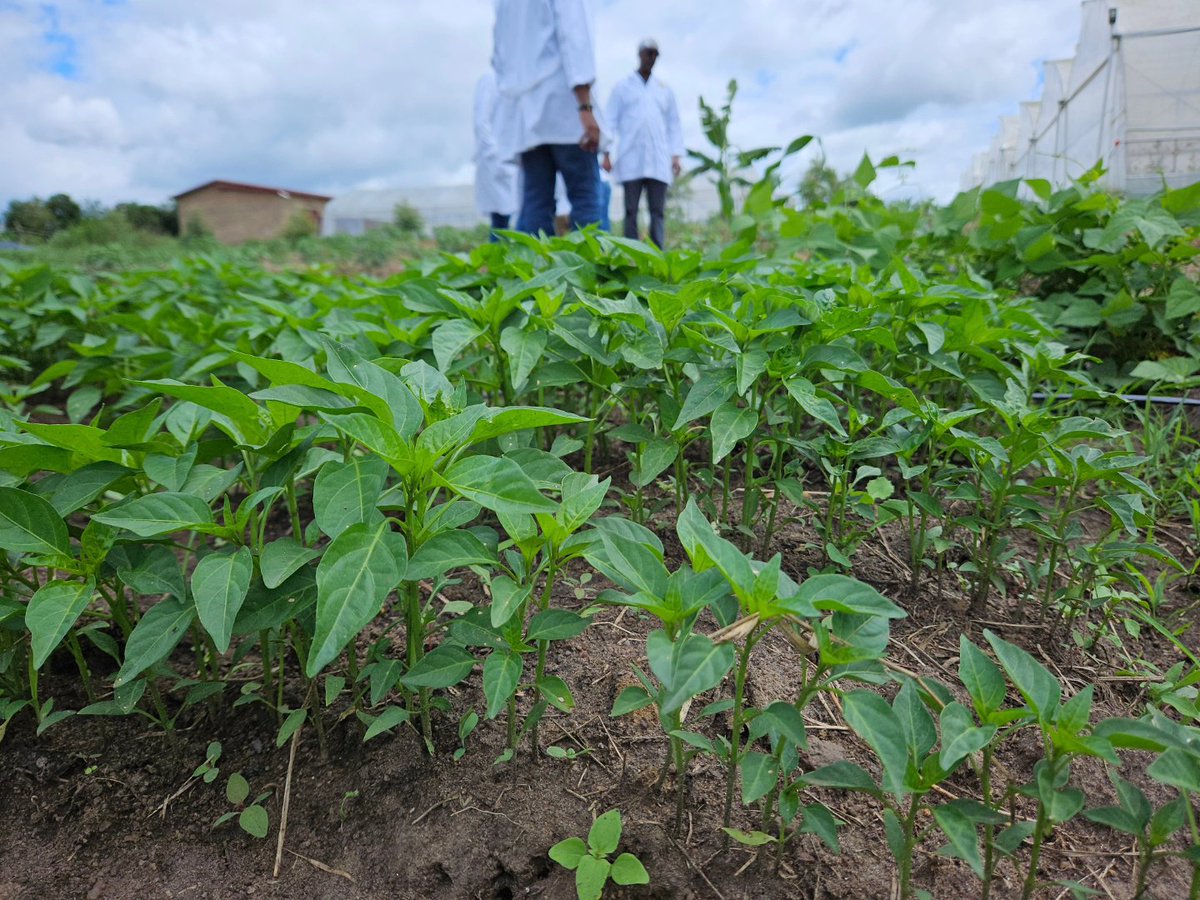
[0,0,1087,212]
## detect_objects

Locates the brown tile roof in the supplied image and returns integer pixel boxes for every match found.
[173,179,332,202]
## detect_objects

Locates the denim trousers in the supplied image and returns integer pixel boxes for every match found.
[517,144,601,237]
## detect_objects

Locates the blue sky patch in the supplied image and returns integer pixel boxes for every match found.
[40,3,79,79]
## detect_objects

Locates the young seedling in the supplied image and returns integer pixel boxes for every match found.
[212,771,272,839]
[549,809,650,900]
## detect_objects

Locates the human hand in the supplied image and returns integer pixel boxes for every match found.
[672,156,682,178]
[579,109,600,153]
[601,153,612,173]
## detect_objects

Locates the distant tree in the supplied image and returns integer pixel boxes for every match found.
[3,198,56,239]
[115,202,178,235]
[798,158,845,208]
[46,193,82,230]
[393,202,424,234]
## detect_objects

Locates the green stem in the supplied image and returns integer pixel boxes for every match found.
[28,649,39,718]
[723,631,759,837]
[980,745,996,900]
[1021,797,1050,900]
[529,559,557,756]
[66,632,95,702]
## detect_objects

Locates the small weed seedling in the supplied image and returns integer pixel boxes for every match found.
[549,809,650,900]
[212,772,273,838]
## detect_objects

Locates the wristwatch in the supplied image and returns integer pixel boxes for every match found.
[578,103,593,112]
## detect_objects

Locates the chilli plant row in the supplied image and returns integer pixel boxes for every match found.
[0,169,1198,896]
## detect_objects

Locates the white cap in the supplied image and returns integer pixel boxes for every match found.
[638,37,659,53]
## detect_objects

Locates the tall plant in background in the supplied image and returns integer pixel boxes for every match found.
[687,79,812,223]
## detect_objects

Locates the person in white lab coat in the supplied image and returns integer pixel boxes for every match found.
[492,0,603,237]
[473,69,518,240]
[602,38,684,248]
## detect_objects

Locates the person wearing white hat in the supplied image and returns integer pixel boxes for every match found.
[491,0,603,237]
[602,37,684,248]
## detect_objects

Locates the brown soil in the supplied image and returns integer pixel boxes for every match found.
[1,490,1197,900]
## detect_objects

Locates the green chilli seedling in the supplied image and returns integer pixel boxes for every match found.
[549,809,650,900]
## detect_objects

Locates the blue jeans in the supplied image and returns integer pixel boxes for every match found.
[489,212,510,242]
[517,144,601,236]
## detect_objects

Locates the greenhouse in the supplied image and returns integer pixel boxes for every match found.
[966,0,1200,194]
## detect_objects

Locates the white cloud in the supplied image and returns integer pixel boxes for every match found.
[0,0,1087,211]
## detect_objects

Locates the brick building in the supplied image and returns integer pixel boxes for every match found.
[173,180,332,243]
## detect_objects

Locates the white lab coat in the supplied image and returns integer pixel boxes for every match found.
[473,71,518,217]
[492,0,596,159]
[606,71,684,185]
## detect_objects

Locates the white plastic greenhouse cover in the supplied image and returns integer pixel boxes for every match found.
[966,0,1200,195]
[321,180,726,235]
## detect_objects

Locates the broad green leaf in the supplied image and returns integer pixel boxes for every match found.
[538,675,575,712]
[672,370,736,430]
[588,809,622,856]
[722,827,775,847]
[559,473,610,534]
[407,530,499,582]
[785,379,847,436]
[0,486,70,555]
[226,773,250,805]
[47,462,130,516]
[527,609,590,641]
[483,650,523,719]
[782,573,905,619]
[93,492,214,538]
[959,635,1006,717]
[363,706,410,741]
[611,685,653,717]
[842,691,908,796]
[489,575,530,628]
[132,378,270,447]
[500,325,548,393]
[192,547,253,654]
[439,456,556,514]
[320,412,408,460]
[984,630,1060,723]
[549,836,587,870]
[893,681,937,761]
[401,644,476,689]
[26,578,95,668]
[312,455,388,539]
[239,805,269,838]
[1083,805,1142,837]
[307,522,407,677]
[939,702,997,771]
[709,402,757,464]
[1147,748,1200,793]
[659,633,735,716]
[432,319,485,372]
[799,803,841,851]
[741,751,779,804]
[114,596,195,686]
[468,407,589,445]
[629,438,677,488]
[933,803,984,877]
[752,701,808,749]
[111,543,186,599]
[259,538,319,589]
[609,853,649,886]
[575,855,611,900]
[803,760,878,792]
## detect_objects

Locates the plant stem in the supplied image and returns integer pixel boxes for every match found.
[980,745,996,900]
[723,630,758,839]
